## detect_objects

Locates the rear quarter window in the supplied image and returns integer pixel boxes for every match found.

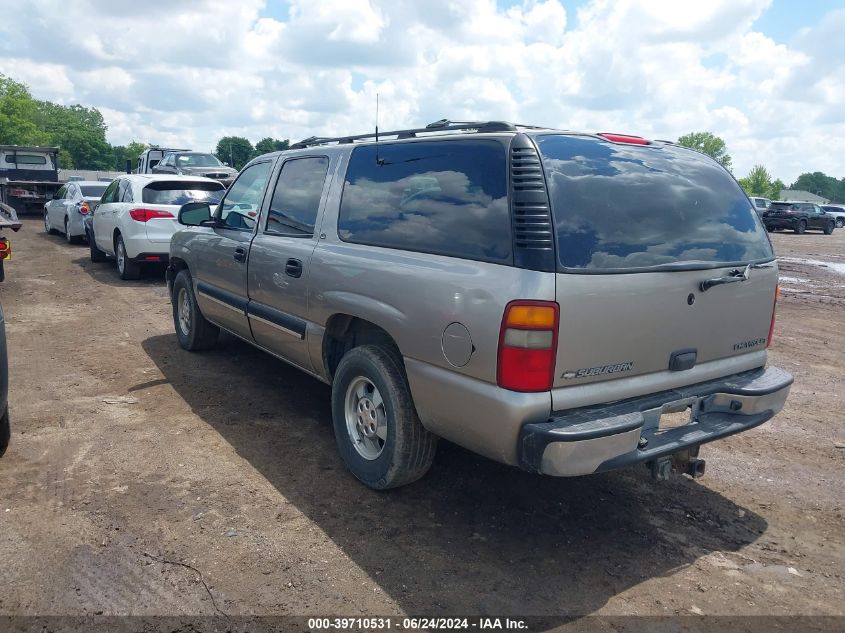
[537,135,773,271]
[143,181,225,205]
[338,139,511,264]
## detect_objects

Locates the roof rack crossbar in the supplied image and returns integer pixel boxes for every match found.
[290,120,524,149]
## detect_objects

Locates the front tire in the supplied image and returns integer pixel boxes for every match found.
[88,230,107,262]
[172,270,219,351]
[795,220,807,234]
[0,406,9,458]
[44,212,58,235]
[331,345,437,489]
[824,221,835,235]
[115,234,140,280]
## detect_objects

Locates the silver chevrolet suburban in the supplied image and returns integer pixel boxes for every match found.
[166,120,792,490]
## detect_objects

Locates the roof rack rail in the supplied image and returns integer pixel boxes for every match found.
[290,120,529,149]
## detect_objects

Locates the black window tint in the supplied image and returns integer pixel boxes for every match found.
[266,157,329,236]
[537,135,773,271]
[55,185,67,199]
[79,184,108,197]
[5,154,47,165]
[338,140,510,264]
[142,181,225,205]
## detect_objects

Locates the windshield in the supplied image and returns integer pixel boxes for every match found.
[536,134,773,272]
[142,181,225,205]
[80,184,108,198]
[176,153,224,168]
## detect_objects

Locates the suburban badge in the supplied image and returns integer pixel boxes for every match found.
[562,361,634,380]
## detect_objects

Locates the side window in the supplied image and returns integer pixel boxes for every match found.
[218,161,272,230]
[100,180,120,204]
[55,185,68,200]
[338,140,511,263]
[117,180,131,202]
[67,185,78,200]
[121,182,134,203]
[265,157,329,236]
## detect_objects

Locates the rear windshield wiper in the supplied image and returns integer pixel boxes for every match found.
[699,263,772,291]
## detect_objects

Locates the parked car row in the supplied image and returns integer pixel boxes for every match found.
[40,122,795,490]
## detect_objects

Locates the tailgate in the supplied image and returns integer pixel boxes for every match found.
[554,266,777,389]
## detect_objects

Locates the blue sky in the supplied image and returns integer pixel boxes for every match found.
[0,0,843,183]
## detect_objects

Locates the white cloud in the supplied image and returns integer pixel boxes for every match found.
[0,0,843,184]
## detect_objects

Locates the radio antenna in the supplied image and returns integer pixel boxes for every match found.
[375,93,384,166]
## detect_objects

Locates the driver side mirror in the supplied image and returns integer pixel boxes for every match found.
[178,201,215,226]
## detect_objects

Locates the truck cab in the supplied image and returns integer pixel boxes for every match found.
[0,145,62,215]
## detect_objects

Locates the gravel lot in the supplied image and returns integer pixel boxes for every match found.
[0,219,842,625]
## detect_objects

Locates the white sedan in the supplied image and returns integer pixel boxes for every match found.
[89,174,225,279]
[44,181,109,243]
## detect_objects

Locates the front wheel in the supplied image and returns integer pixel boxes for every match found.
[44,212,58,235]
[331,345,437,489]
[88,230,107,262]
[824,221,835,235]
[0,406,9,458]
[795,220,807,234]
[172,270,219,351]
[115,235,140,280]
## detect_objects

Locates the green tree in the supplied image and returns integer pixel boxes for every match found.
[254,137,290,156]
[215,136,254,170]
[34,101,113,169]
[0,74,51,146]
[677,132,732,170]
[111,140,148,172]
[791,172,838,201]
[769,178,785,201]
[738,164,772,197]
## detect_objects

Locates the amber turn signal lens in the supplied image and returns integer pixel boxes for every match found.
[505,305,557,329]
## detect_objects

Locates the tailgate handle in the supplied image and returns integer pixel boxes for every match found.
[699,265,750,291]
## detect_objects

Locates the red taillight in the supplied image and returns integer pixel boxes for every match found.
[0,239,9,258]
[9,188,27,197]
[78,201,91,215]
[497,300,559,392]
[597,133,650,145]
[129,208,174,222]
[767,285,779,348]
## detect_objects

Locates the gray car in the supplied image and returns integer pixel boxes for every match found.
[152,151,237,187]
[44,181,109,243]
[166,121,793,490]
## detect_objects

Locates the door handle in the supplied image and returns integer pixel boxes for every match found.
[285,258,303,278]
[234,247,246,263]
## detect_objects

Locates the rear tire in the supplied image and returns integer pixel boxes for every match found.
[172,270,219,351]
[824,221,835,235]
[88,230,107,262]
[795,220,807,234]
[64,218,81,244]
[115,234,140,280]
[836,218,844,229]
[0,406,9,458]
[331,345,437,489]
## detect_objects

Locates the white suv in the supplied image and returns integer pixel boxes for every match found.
[89,174,225,279]
[821,204,845,229]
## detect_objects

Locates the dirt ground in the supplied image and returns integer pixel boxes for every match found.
[0,219,842,627]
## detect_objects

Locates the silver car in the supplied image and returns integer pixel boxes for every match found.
[44,181,109,243]
[166,121,793,490]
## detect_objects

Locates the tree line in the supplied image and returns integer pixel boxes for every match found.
[0,74,288,172]
[1,73,842,199]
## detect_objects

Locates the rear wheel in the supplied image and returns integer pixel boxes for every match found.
[88,230,107,262]
[824,221,835,235]
[836,218,844,229]
[115,234,140,280]
[795,220,807,234]
[331,345,437,489]
[64,218,81,244]
[172,270,219,351]
[0,406,9,458]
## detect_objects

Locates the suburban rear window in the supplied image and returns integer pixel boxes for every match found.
[338,139,511,264]
[537,135,774,272]
[142,181,225,205]
[80,184,108,197]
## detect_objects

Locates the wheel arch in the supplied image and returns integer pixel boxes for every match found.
[322,314,403,383]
